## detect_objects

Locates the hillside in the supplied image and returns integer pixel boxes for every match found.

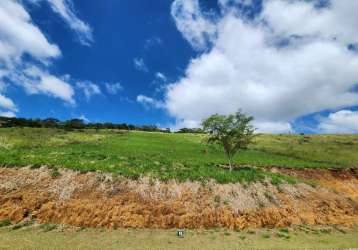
[0,128,357,184]
[0,128,357,248]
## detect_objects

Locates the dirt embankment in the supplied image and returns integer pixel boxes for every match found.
[0,167,357,229]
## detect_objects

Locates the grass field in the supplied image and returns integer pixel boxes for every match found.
[0,128,357,183]
[0,225,357,250]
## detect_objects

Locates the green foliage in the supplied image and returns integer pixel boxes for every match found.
[0,219,11,227]
[202,110,255,171]
[0,116,168,133]
[50,168,60,178]
[12,220,33,230]
[252,134,358,167]
[0,128,356,184]
[276,232,290,239]
[279,228,290,234]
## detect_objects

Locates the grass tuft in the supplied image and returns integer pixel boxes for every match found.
[0,219,11,227]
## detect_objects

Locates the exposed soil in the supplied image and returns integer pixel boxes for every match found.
[0,167,357,229]
[272,167,358,200]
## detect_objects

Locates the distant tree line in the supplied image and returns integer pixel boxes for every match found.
[0,117,210,134]
[0,116,171,133]
[176,128,205,134]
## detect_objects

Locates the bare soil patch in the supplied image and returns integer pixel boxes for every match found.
[0,167,357,229]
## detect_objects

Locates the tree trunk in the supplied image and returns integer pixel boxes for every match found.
[228,154,233,172]
[224,148,233,172]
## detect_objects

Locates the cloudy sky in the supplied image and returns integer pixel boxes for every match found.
[0,0,358,133]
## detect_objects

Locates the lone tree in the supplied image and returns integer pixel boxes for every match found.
[202,110,255,171]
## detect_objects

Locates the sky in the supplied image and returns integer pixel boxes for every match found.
[0,0,358,133]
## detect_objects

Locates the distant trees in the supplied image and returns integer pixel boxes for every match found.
[0,116,171,133]
[176,128,204,134]
[64,119,86,130]
[202,110,256,171]
[42,118,60,128]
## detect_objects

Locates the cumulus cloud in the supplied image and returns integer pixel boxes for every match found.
[171,0,216,50]
[318,110,358,134]
[261,0,358,46]
[0,94,17,112]
[76,81,101,100]
[166,0,358,133]
[254,121,293,134]
[0,0,60,64]
[105,82,123,95]
[136,95,164,109]
[0,0,81,115]
[14,66,75,104]
[133,57,148,72]
[0,111,16,117]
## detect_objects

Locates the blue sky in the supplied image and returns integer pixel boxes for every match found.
[1,0,358,133]
[2,0,194,126]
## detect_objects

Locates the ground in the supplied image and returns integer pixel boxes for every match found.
[0,226,357,250]
[1,128,358,183]
[0,128,358,249]
[0,166,357,229]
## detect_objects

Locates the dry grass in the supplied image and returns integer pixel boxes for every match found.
[1,167,357,229]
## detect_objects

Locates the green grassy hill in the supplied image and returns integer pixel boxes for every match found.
[0,128,357,183]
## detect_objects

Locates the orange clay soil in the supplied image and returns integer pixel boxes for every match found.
[0,167,357,229]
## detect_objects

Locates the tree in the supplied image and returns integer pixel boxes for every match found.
[42,118,60,128]
[202,110,255,171]
[64,119,85,130]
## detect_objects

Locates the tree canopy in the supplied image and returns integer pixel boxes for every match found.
[202,110,255,171]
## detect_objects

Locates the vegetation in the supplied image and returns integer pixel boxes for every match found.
[0,128,357,184]
[202,111,255,171]
[0,116,170,133]
[0,226,357,250]
[0,219,11,228]
[252,133,358,167]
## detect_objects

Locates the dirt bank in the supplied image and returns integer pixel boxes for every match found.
[273,167,358,200]
[0,167,357,229]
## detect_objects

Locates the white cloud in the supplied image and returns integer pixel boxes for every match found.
[0,111,16,117]
[0,0,60,64]
[145,37,162,48]
[0,94,17,112]
[12,66,75,104]
[136,95,164,109]
[165,0,358,132]
[169,118,201,131]
[133,57,148,72]
[254,121,292,134]
[78,114,89,123]
[0,0,92,113]
[155,72,167,82]
[261,0,358,46]
[45,0,93,46]
[105,82,123,95]
[76,81,101,100]
[171,0,216,50]
[318,110,358,134]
